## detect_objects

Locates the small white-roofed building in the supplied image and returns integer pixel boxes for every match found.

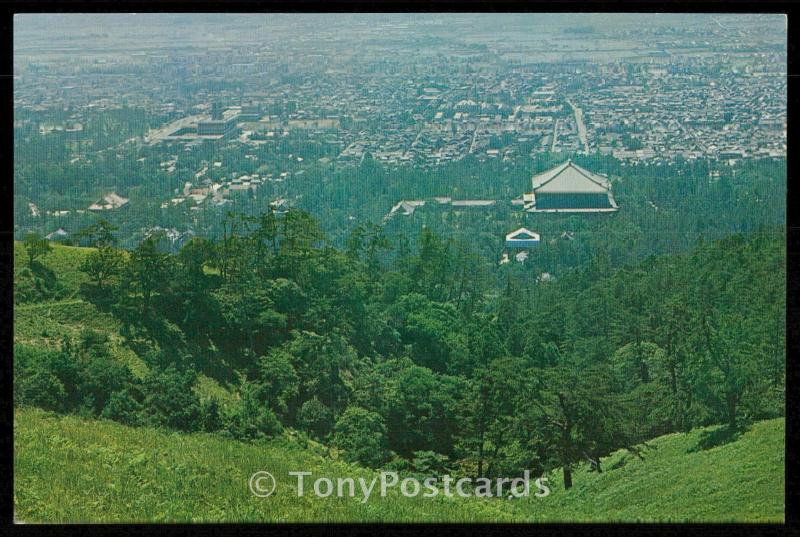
[88,193,129,211]
[45,228,70,242]
[505,228,540,248]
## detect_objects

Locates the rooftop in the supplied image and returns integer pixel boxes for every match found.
[531,160,611,193]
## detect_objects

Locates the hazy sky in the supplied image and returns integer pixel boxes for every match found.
[15,13,787,42]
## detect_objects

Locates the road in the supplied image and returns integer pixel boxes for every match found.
[551,119,559,153]
[568,99,590,153]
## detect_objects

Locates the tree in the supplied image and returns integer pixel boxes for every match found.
[14,353,66,411]
[216,281,287,362]
[388,293,467,373]
[126,236,174,317]
[280,208,324,255]
[460,357,525,478]
[171,237,221,356]
[78,350,137,416]
[333,406,389,468]
[346,223,392,273]
[383,363,465,458]
[255,208,279,257]
[698,312,757,431]
[610,342,668,391]
[256,350,300,419]
[14,342,81,412]
[297,397,334,439]
[141,366,202,432]
[222,380,283,441]
[523,363,625,489]
[176,237,216,287]
[410,228,453,301]
[278,331,358,421]
[660,298,695,432]
[101,387,144,426]
[23,232,51,267]
[345,224,367,261]
[77,219,117,248]
[80,246,125,290]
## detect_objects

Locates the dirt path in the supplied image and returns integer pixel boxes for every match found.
[15,298,85,312]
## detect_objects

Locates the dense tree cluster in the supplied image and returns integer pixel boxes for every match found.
[15,209,785,489]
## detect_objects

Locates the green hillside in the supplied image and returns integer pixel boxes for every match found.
[14,241,109,343]
[13,228,785,524]
[14,408,784,523]
[14,242,232,402]
[14,242,149,384]
[14,241,93,294]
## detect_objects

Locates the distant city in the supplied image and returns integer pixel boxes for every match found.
[13,13,787,244]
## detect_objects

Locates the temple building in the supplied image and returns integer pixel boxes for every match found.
[505,227,540,248]
[88,192,129,211]
[523,160,618,213]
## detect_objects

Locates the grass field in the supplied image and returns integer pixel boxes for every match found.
[14,408,784,523]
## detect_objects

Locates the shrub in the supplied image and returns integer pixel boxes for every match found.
[15,367,66,411]
[410,450,452,476]
[221,382,283,441]
[79,352,137,416]
[14,344,81,412]
[199,398,223,433]
[141,366,202,432]
[78,328,110,357]
[333,406,389,468]
[101,387,144,426]
[297,397,333,440]
[256,350,300,418]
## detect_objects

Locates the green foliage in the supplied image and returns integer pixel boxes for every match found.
[14,207,786,495]
[409,450,452,476]
[77,343,137,415]
[388,293,467,373]
[376,361,467,458]
[14,241,96,304]
[458,356,528,478]
[14,349,67,411]
[79,246,126,290]
[256,350,300,418]
[23,232,52,267]
[333,406,389,468]
[77,219,118,248]
[610,342,668,390]
[140,367,202,432]
[101,387,144,426]
[198,398,223,433]
[221,381,284,441]
[125,236,175,317]
[297,397,334,440]
[14,263,65,304]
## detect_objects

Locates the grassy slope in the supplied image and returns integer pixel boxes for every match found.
[14,241,94,296]
[507,418,785,523]
[14,241,115,348]
[13,241,226,391]
[14,408,784,523]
